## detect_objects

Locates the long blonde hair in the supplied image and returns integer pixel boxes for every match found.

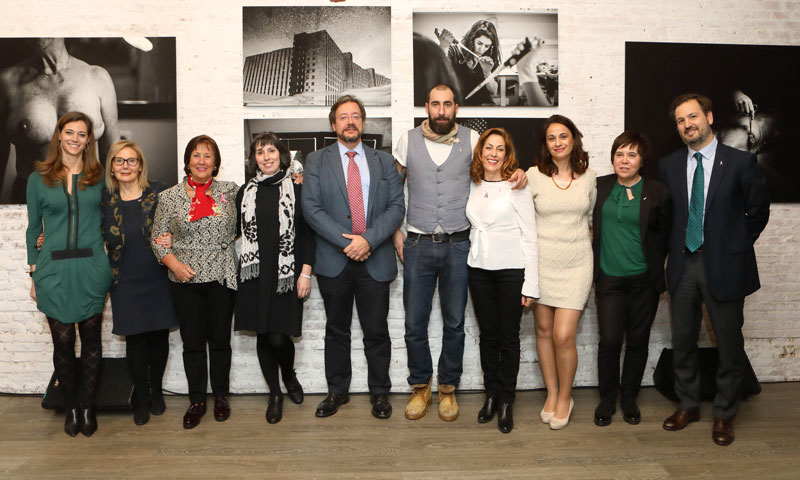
[35,111,103,188]
[105,140,150,194]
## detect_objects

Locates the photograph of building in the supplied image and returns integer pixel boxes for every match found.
[243,6,391,106]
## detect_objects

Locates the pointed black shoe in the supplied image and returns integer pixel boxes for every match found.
[80,407,98,437]
[477,396,497,423]
[64,408,81,437]
[594,397,616,427]
[266,393,284,424]
[621,396,641,425]
[497,401,514,434]
[283,372,304,405]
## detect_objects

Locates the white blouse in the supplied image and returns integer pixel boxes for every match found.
[466,180,539,298]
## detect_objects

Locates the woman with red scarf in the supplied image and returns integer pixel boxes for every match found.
[151,135,239,430]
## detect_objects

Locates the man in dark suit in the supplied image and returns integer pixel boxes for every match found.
[659,93,769,446]
[302,95,405,419]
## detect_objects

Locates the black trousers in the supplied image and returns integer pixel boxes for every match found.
[670,252,746,420]
[170,282,235,404]
[468,267,524,403]
[595,272,659,401]
[316,260,391,394]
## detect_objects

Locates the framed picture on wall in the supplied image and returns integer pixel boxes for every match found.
[0,37,178,204]
[413,10,558,107]
[243,6,391,107]
[625,41,800,202]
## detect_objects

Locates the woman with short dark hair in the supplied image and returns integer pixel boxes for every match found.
[592,131,671,427]
[151,134,238,430]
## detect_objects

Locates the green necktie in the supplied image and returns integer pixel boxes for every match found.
[685,152,704,252]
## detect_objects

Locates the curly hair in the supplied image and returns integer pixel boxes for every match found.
[470,128,518,183]
[36,111,103,188]
[535,115,589,177]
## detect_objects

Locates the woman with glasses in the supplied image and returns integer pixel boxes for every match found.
[101,140,177,426]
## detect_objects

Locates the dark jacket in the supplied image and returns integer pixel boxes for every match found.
[592,174,672,293]
[101,180,166,287]
[658,142,770,301]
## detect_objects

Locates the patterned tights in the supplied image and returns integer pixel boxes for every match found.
[47,314,102,408]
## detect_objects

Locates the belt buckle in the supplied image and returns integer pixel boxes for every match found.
[431,232,446,243]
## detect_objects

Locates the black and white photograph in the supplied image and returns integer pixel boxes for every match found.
[413,11,558,107]
[625,41,800,203]
[243,118,392,182]
[413,116,545,170]
[243,6,391,107]
[0,37,178,204]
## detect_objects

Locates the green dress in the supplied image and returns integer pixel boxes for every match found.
[26,171,111,324]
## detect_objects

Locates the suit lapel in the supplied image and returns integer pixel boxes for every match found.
[706,142,728,210]
[325,144,349,206]
[365,147,379,225]
[595,176,615,236]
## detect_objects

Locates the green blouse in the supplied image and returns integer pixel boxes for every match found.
[26,171,111,323]
[599,178,647,277]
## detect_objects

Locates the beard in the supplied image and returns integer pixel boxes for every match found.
[337,125,362,144]
[429,114,456,135]
[681,124,711,148]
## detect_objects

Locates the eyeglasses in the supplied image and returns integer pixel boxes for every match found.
[337,113,362,122]
[112,157,140,166]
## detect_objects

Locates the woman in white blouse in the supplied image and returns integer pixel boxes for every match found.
[466,128,539,433]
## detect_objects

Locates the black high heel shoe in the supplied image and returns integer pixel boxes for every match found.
[266,393,284,424]
[64,408,81,437]
[477,396,497,423]
[80,407,98,437]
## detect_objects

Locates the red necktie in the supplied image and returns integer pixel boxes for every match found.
[346,151,366,235]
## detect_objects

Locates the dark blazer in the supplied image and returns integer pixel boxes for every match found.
[101,180,166,287]
[592,174,672,293]
[301,142,405,282]
[658,141,770,301]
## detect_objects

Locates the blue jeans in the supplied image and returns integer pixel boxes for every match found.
[403,235,469,386]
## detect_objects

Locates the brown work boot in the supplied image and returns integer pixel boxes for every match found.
[437,382,459,422]
[405,379,432,420]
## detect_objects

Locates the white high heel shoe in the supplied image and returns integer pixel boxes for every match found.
[549,398,574,430]
[540,407,555,424]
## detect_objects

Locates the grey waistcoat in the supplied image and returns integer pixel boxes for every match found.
[406,125,472,234]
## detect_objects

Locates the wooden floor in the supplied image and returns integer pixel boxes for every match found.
[1,383,798,479]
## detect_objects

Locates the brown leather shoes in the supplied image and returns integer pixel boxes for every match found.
[183,402,206,429]
[712,417,735,446]
[662,408,700,431]
[214,396,230,422]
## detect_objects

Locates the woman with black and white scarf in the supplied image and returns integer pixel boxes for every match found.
[235,133,315,424]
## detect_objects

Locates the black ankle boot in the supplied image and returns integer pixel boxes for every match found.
[497,401,514,433]
[64,408,80,437]
[150,388,166,416]
[283,371,304,405]
[80,407,98,437]
[477,396,497,423]
[266,393,284,424]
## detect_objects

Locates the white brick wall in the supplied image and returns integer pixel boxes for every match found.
[2,0,798,395]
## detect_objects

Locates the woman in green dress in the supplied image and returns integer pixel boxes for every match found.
[26,111,112,437]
